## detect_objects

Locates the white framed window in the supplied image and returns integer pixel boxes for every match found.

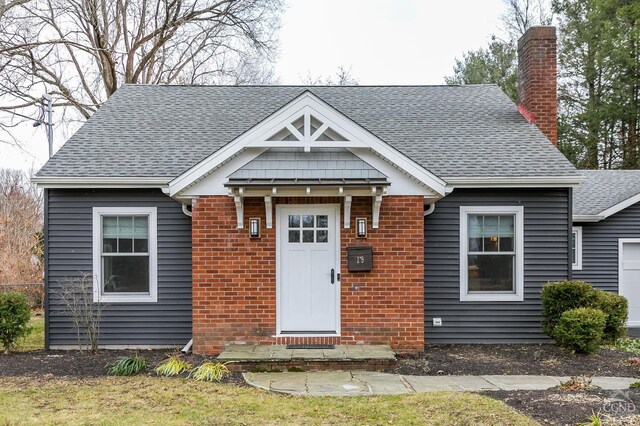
[460,206,524,302]
[92,207,157,303]
[572,226,583,271]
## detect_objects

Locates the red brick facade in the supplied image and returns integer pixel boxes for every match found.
[517,26,557,144]
[192,195,425,354]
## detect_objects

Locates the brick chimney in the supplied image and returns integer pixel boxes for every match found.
[517,26,557,145]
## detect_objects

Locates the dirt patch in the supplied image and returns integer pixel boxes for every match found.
[489,389,640,426]
[0,349,244,385]
[395,344,640,377]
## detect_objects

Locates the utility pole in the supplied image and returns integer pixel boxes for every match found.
[41,94,53,158]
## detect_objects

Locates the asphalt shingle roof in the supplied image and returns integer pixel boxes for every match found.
[228,148,387,180]
[36,84,578,181]
[573,170,640,216]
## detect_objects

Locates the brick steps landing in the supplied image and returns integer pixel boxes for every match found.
[217,344,396,372]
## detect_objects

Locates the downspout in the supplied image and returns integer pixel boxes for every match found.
[181,202,193,353]
[424,203,436,216]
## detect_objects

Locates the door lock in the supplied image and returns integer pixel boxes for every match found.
[330,268,335,284]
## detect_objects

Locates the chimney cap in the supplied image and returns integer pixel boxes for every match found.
[517,26,556,51]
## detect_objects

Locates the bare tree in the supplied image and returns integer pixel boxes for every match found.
[0,0,29,19]
[0,168,43,285]
[56,273,107,352]
[501,0,553,40]
[301,66,359,86]
[0,0,282,143]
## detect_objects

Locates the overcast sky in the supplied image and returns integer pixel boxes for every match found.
[1,0,506,174]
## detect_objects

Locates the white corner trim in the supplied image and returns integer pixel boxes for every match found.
[32,176,169,188]
[572,226,582,271]
[168,91,447,197]
[459,205,525,302]
[92,207,158,303]
[446,175,584,189]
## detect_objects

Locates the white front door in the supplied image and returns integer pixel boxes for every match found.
[277,204,340,334]
[620,240,640,326]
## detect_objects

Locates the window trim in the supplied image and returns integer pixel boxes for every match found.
[572,226,583,271]
[459,206,525,302]
[92,207,158,303]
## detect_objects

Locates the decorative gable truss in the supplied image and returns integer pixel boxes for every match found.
[169,91,447,229]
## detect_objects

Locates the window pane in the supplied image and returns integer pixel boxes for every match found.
[118,216,134,238]
[103,256,149,293]
[484,237,499,252]
[302,215,314,228]
[134,239,149,253]
[134,216,149,239]
[103,238,117,253]
[498,216,514,236]
[468,254,514,292]
[468,215,482,238]
[103,217,118,238]
[316,230,328,243]
[483,216,499,236]
[317,215,328,228]
[288,230,300,243]
[469,237,483,252]
[288,215,300,228]
[571,232,577,264]
[303,230,314,243]
[118,238,133,253]
[499,237,514,251]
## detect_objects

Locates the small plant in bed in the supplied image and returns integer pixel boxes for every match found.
[107,354,148,376]
[616,338,640,354]
[0,292,32,354]
[156,355,192,377]
[189,361,230,382]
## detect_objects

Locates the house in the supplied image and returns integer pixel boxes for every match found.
[33,26,583,353]
[572,170,640,327]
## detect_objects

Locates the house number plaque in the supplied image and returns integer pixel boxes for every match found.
[347,246,373,272]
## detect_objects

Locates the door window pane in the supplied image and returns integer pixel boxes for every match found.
[288,230,300,243]
[302,215,314,228]
[288,215,300,228]
[316,230,328,243]
[317,215,328,228]
[303,230,314,243]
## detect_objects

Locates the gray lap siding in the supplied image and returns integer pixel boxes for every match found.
[424,188,571,343]
[573,202,640,292]
[46,188,192,347]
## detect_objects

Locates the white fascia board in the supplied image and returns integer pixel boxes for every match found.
[31,176,169,188]
[168,91,447,197]
[445,175,584,189]
[572,214,604,223]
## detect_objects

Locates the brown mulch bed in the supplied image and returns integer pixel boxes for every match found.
[488,389,640,426]
[395,344,640,377]
[0,349,245,385]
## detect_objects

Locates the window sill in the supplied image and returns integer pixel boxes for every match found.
[572,265,582,271]
[94,293,157,303]
[460,293,524,302]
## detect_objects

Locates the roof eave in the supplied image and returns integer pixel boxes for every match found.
[445,175,584,189]
[31,176,170,189]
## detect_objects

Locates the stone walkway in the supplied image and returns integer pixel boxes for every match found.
[243,371,638,396]
[218,344,395,362]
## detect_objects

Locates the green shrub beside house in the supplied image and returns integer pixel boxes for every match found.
[541,281,628,353]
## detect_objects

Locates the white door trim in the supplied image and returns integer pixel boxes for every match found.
[275,204,341,336]
[619,238,640,327]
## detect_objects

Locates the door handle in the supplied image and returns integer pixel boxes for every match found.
[330,268,335,284]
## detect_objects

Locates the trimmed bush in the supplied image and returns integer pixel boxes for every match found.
[541,281,597,336]
[591,290,628,343]
[0,292,32,353]
[554,308,606,354]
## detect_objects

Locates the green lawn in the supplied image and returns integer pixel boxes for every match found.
[0,376,536,426]
[15,316,44,352]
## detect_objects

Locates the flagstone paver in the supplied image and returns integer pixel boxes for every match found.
[243,372,640,396]
[218,344,395,362]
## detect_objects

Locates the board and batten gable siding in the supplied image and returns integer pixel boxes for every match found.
[46,189,192,347]
[573,201,640,292]
[424,188,571,343]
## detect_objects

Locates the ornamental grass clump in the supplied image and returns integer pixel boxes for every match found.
[107,354,148,376]
[156,355,192,377]
[189,361,230,382]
